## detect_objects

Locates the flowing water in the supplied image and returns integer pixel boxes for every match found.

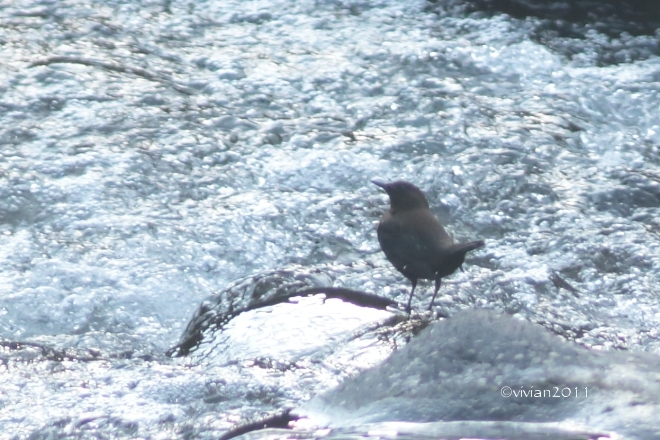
[2,0,660,438]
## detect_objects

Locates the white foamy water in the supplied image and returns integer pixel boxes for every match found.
[2,0,660,437]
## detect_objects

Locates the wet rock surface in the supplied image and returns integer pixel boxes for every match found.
[446,0,660,64]
[295,309,660,439]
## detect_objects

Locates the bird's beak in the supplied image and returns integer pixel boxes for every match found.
[371,180,387,190]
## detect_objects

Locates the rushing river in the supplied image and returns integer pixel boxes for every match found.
[2,0,660,438]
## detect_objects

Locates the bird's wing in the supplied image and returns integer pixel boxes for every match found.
[377,222,437,277]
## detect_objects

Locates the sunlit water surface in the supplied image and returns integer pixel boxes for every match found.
[2,0,660,438]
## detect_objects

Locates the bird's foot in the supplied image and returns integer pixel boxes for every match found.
[427,306,450,319]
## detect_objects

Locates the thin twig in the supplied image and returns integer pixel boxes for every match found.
[29,56,195,95]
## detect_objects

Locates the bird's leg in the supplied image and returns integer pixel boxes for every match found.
[405,279,417,314]
[428,278,442,310]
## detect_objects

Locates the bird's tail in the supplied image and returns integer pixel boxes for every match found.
[449,240,485,256]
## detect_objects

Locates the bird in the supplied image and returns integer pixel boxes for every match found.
[372,180,484,313]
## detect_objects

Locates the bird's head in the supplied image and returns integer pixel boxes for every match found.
[372,180,430,212]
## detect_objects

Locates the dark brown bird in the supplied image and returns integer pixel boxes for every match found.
[373,180,484,313]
